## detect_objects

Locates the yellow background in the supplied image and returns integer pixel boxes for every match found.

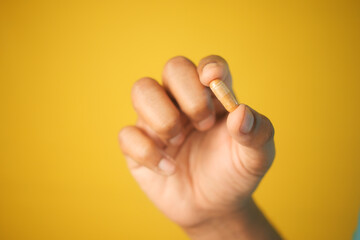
[1,0,359,239]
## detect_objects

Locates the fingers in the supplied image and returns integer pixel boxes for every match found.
[131,77,185,146]
[227,104,275,175]
[118,126,176,176]
[132,55,237,148]
[162,56,215,131]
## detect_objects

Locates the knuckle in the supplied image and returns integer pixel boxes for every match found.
[243,157,270,177]
[261,115,275,143]
[163,56,193,75]
[118,126,138,154]
[207,55,227,63]
[200,55,228,68]
[199,55,230,84]
[186,102,208,119]
[131,77,156,96]
[118,126,133,144]
[153,114,180,136]
[137,142,153,160]
[167,55,191,67]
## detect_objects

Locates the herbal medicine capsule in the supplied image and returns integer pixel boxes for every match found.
[209,79,239,112]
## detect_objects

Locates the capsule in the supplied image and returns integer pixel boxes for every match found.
[209,79,239,112]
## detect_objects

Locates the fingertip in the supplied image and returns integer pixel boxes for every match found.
[118,126,135,145]
[228,104,275,149]
[157,157,177,176]
[169,131,185,146]
[240,106,255,134]
[198,55,230,86]
[227,104,255,144]
[227,104,246,135]
[193,113,216,131]
[199,62,227,86]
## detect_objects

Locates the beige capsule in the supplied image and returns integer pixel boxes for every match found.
[209,79,239,112]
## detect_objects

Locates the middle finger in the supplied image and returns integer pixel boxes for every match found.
[162,56,215,131]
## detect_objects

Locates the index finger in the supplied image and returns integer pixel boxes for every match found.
[197,55,233,87]
[198,55,238,113]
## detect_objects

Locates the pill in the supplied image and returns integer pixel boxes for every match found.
[209,79,239,112]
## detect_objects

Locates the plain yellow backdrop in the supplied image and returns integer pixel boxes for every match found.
[1,0,359,239]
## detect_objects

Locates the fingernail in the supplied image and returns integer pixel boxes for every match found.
[196,114,215,131]
[240,106,254,134]
[158,158,176,176]
[203,62,218,74]
[202,63,219,83]
[169,132,184,146]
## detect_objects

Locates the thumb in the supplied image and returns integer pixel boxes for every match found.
[227,104,276,175]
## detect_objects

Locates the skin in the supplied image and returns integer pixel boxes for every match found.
[118,55,282,239]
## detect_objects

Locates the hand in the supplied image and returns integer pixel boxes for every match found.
[119,55,280,239]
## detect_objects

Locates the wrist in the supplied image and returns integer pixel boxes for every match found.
[182,198,281,240]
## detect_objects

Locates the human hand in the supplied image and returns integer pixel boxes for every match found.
[119,55,280,239]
